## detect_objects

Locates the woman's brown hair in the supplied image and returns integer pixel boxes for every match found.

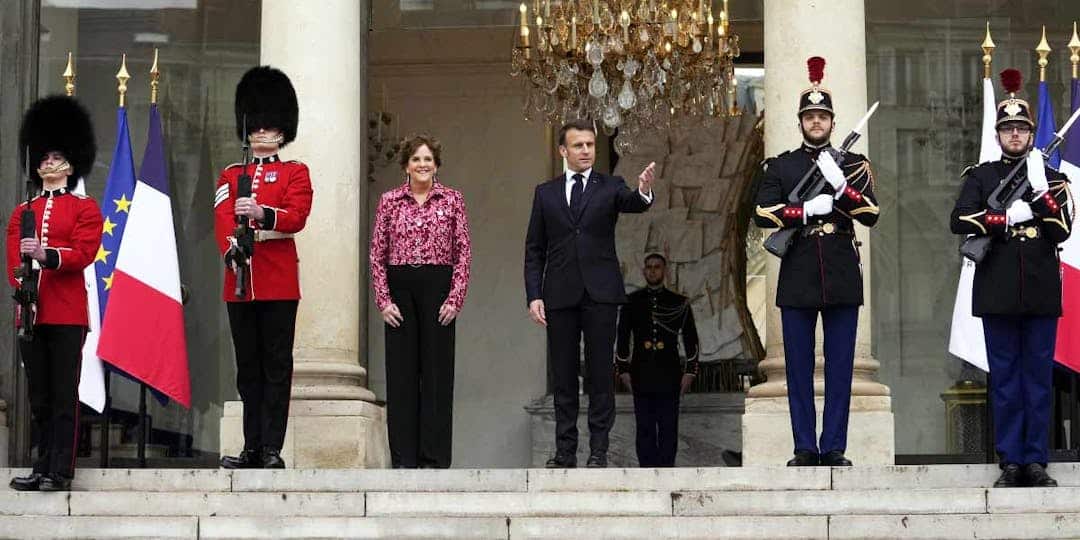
[399,134,442,169]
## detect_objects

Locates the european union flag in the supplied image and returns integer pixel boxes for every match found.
[95,107,136,318]
[1035,80,1062,169]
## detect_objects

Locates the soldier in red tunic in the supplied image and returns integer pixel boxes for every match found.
[215,66,313,469]
[7,96,103,491]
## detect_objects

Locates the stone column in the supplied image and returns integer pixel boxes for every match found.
[741,0,894,465]
[220,0,389,468]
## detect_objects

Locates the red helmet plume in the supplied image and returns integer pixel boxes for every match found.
[807,57,826,85]
[1000,68,1022,95]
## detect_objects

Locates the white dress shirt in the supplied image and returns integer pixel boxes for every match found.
[564,168,653,206]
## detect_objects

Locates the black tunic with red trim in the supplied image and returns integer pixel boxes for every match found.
[753,144,880,308]
[950,157,1072,317]
[5,189,103,327]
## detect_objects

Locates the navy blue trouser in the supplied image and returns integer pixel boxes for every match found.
[781,306,858,455]
[633,391,680,467]
[982,315,1056,466]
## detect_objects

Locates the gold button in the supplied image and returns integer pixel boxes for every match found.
[644,341,653,350]
[656,341,665,350]
[823,223,835,234]
[1025,227,1038,239]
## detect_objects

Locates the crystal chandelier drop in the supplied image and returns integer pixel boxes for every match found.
[510,0,741,150]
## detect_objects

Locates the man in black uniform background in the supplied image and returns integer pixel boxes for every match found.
[616,253,699,467]
[950,68,1071,488]
[752,57,880,467]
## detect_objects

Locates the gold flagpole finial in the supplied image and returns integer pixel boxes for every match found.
[1036,25,1051,82]
[149,48,160,105]
[1069,21,1080,79]
[62,52,76,96]
[116,53,130,107]
[981,22,995,79]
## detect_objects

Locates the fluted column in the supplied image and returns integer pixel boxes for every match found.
[742,0,893,465]
[260,0,374,401]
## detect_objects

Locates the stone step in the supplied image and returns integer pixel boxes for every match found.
[672,488,986,516]
[0,516,197,539]
[365,491,672,517]
[199,517,508,539]
[507,517,828,540]
[832,463,1080,490]
[831,513,1080,539]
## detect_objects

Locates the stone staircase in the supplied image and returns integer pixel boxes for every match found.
[3,465,1080,539]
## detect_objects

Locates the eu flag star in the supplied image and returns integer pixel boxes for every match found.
[94,245,112,264]
[102,273,114,290]
[113,194,132,213]
[102,217,117,236]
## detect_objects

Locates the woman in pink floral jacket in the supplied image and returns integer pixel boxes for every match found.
[370,134,471,468]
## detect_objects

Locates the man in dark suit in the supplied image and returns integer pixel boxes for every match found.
[524,119,656,468]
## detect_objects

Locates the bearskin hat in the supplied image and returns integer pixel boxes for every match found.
[18,95,96,189]
[234,66,299,147]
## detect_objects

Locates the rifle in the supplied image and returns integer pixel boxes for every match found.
[959,106,1080,263]
[228,116,255,298]
[13,153,38,341]
[764,102,880,258]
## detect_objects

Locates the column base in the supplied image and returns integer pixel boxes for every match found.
[221,400,390,468]
[741,395,894,466]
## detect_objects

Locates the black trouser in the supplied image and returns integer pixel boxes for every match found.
[19,324,85,478]
[633,391,680,467]
[385,265,455,468]
[548,295,618,457]
[226,300,298,453]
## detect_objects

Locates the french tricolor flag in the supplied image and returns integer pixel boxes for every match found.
[97,103,191,406]
[1055,76,1080,373]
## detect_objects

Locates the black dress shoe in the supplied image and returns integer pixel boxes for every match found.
[261,449,286,469]
[819,451,853,467]
[38,474,71,492]
[220,449,262,469]
[9,472,43,491]
[1023,463,1058,487]
[994,464,1023,488]
[786,451,819,467]
[586,453,607,468]
[545,454,576,468]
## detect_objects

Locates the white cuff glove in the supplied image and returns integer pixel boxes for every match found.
[1006,199,1034,226]
[816,151,847,191]
[803,193,834,219]
[1027,151,1049,194]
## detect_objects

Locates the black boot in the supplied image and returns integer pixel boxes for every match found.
[586,452,608,468]
[38,474,71,492]
[994,464,1023,488]
[220,449,262,469]
[786,451,819,467]
[9,472,43,491]
[545,454,577,468]
[1023,463,1058,487]
[261,448,286,469]
[819,451,853,467]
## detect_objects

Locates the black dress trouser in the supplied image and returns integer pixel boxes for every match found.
[548,294,618,457]
[19,324,85,478]
[385,265,455,469]
[633,391,680,467]
[226,300,298,453]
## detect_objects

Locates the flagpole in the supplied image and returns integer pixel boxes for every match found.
[1068,23,1080,456]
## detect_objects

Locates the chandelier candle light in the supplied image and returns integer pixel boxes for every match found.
[511,0,741,149]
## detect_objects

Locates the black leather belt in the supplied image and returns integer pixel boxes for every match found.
[803,222,854,237]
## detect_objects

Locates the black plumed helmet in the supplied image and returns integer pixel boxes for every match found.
[235,66,299,146]
[19,95,96,188]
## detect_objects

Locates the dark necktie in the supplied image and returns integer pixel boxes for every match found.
[570,173,584,214]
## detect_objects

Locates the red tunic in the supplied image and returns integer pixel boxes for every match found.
[214,155,313,302]
[6,190,104,327]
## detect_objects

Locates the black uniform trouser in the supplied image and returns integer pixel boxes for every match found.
[226,300,298,453]
[548,294,618,457]
[633,391,680,467]
[19,324,85,478]
[385,265,455,469]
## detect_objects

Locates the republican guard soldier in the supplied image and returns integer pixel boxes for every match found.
[753,57,880,467]
[7,96,103,491]
[216,66,313,469]
[616,253,699,467]
[950,68,1071,488]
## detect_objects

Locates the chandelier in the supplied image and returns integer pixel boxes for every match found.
[510,0,741,150]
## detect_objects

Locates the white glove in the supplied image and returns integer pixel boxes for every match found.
[803,193,834,218]
[1027,151,1049,194]
[816,151,847,191]
[1006,199,1034,225]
